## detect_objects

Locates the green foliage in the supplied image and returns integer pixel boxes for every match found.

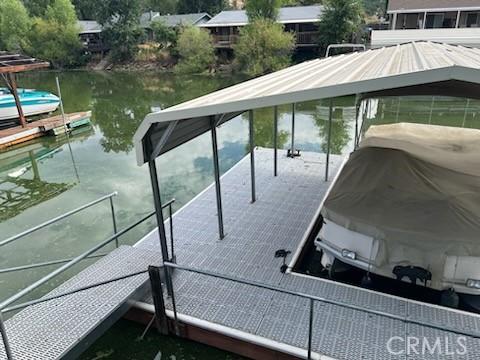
[245,0,282,21]
[234,19,294,76]
[175,26,215,74]
[150,21,177,48]
[177,0,226,15]
[0,0,30,51]
[317,0,364,56]
[362,0,387,16]
[96,0,143,62]
[147,0,178,14]
[72,0,97,20]
[22,0,53,17]
[26,0,83,68]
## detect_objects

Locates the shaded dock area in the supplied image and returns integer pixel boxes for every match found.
[134,148,480,359]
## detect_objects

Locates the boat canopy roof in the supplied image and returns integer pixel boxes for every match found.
[134,41,480,165]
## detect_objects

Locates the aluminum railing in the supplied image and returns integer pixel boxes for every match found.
[162,261,480,360]
[0,194,176,360]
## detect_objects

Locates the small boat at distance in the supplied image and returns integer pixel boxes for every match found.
[0,88,60,121]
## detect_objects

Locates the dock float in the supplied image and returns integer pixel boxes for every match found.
[0,111,91,149]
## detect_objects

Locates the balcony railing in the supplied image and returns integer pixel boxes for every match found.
[212,31,318,48]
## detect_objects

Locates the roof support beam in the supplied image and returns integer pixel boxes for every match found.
[3,73,27,127]
[148,160,173,296]
[273,106,278,177]
[249,110,256,203]
[325,99,333,182]
[151,121,178,160]
[210,118,225,239]
[354,95,361,149]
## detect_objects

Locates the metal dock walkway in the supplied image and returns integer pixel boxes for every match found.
[135,148,480,360]
[0,246,161,360]
[2,148,480,359]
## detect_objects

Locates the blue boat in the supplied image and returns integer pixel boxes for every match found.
[0,88,60,121]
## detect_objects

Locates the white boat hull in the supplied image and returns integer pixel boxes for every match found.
[0,102,60,121]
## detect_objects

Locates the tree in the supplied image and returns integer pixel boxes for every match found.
[362,0,387,17]
[245,0,282,21]
[96,0,143,62]
[318,0,364,56]
[175,26,215,74]
[23,0,53,17]
[177,0,226,15]
[72,0,97,20]
[234,19,294,76]
[0,0,30,51]
[147,0,178,14]
[27,0,83,68]
[150,21,177,49]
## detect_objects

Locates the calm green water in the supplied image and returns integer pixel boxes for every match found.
[1,71,479,358]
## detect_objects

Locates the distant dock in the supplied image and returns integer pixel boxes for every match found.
[0,111,92,149]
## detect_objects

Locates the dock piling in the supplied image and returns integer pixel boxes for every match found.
[148,266,169,335]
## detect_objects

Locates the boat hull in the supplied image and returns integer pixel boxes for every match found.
[0,89,60,121]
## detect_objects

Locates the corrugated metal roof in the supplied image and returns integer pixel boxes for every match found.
[200,5,323,27]
[388,0,480,12]
[140,12,211,28]
[77,20,102,34]
[134,41,480,165]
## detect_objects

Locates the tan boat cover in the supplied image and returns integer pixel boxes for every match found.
[322,123,480,284]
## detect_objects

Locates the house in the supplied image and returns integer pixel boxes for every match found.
[77,20,108,53]
[199,5,323,49]
[140,12,212,40]
[371,0,480,48]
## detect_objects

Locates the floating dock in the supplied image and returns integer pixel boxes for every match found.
[0,111,91,149]
[2,148,480,360]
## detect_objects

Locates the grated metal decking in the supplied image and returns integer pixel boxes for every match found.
[0,246,161,360]
[136,148,480,360]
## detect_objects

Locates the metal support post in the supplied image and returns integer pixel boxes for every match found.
[325,99,333,182]
[287,103,300,157]
[168,202,175,262]
[354,95,361,149]
[273,106,278,176]
[109,197,118,248]
[210,119,225,239]
[307,298,314,360]
[0,312,13,360]
[166,266,180,335]
[148,160,173,297]
[249,110,256,203]
[148,266,169,335]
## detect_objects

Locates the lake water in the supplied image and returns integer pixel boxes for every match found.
[1,71,479,358]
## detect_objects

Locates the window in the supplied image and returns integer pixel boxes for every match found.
[459,11,480,28]
[425,12,457,28]
[395,13,423,29]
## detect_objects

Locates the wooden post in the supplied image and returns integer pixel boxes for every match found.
[8,73,27,128]
[148,266,169,335]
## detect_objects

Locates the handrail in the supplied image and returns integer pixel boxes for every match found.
[0,198,175,311]
[163,262,480,344]
[0,210,156,311]
[0,192,118,248]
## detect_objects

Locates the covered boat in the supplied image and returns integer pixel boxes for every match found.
[315,123,480,296]
[0,88,60,121]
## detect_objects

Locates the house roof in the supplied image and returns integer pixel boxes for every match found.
[77,20,103,34]
[388,0,480,12]
[134,41,480,165]
[140,12,211,28]
[200,5,323,27]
